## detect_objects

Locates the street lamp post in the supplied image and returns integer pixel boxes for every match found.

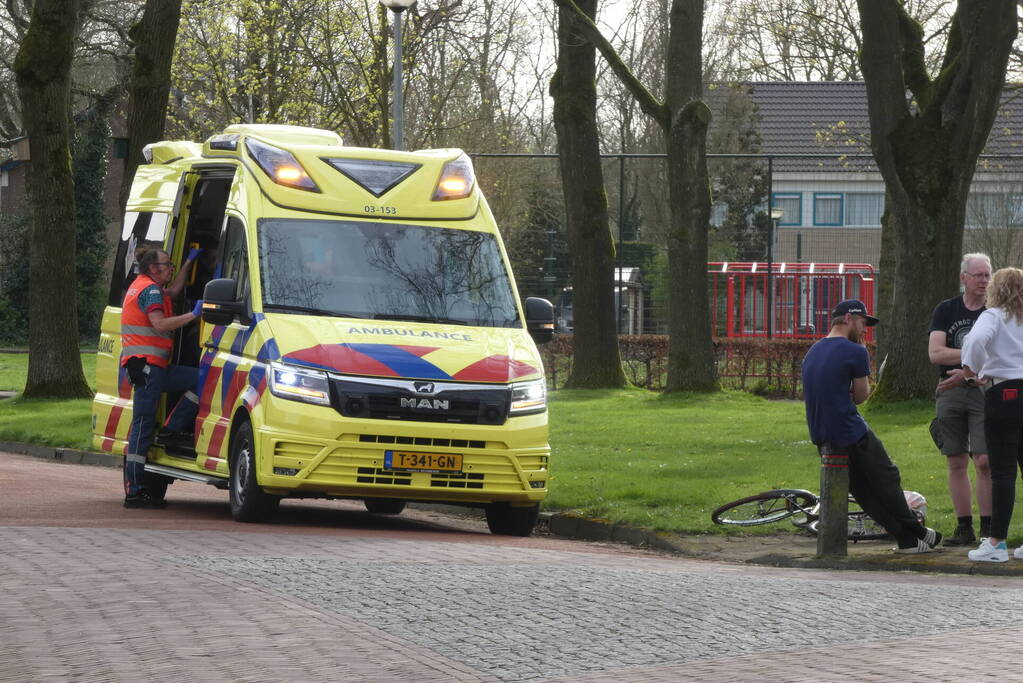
[380,0,417,150]
[768,207,784,338]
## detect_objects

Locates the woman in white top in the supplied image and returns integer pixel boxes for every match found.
[961,267,1023,562]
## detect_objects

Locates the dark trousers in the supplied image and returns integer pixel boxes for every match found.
[834,430,924,545]
[983,380,1023,540]
[124,363,199,497]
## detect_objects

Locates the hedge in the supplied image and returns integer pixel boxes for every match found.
[540,335,877,398]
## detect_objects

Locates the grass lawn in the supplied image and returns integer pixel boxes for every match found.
[0,396,94,450]
[0,352,96,393]
[0,352,959,536]
[0,352,97,450]
[547,389,947,535]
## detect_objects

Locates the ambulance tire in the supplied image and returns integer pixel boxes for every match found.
[229,421,280,523]
[364,498,407,515]
[485,502,539,536]
[142,471,171,501]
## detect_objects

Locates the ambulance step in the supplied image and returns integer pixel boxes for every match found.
[145,463,228,488]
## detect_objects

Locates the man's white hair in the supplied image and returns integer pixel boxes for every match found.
[960,252,992,274]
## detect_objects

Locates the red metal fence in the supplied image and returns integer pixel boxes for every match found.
[709,262,877,341]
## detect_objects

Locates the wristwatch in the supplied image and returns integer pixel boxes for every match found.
[965,376,977,386]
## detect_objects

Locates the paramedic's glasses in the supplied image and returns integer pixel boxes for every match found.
[154,261,175,271]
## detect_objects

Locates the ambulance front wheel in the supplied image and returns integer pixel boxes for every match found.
[229,421,280,523]
[485,502,540,536]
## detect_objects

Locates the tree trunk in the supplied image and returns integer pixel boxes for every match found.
[873,192,896,367]
[664,0,716,392]
[858,0,1017,401]
[550,0,627,388]
[874,193,966,399]
[553,0,715,392]
[117,0,184,216]
[378,4,392,149]
[14,0,92,399]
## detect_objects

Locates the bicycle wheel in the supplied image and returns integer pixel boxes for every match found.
[711,489,818,526]
[847,511,890,541]
[805,498,891,541]
[846,498,890,540]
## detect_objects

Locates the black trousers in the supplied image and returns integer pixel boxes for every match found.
[829,430,924,545]
[984,379,1023,540]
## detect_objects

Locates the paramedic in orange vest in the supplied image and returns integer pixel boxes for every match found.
[120,247,203,508]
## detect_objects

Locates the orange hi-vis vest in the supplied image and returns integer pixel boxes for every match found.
[121,274,173,368]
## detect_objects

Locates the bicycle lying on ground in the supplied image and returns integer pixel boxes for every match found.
[710,489,927,542]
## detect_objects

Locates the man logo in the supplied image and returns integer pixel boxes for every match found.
[414,382,435,394]
[401,397,450,410]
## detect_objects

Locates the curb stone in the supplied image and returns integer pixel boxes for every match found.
[0,440,121,469]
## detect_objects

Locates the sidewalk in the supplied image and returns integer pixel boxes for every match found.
[3,438,1020,578]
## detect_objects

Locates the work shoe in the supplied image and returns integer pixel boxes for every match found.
[893,528,943,554]
[968,539,1008,562]
[124,490,168,509]
[155,429,194,450]
[944,524,975,546]
[893,538,935,554]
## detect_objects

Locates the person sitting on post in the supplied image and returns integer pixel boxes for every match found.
[801,299,942,554]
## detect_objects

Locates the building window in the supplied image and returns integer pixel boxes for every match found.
[771,193,801,226]
[967,193,1023,228]
[845,192,884,227]
[0,171,7,187]
[813,193,843,226]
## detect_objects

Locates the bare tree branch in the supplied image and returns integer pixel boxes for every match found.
[552,0,668,127]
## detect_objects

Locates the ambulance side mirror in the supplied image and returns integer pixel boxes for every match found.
[202,278,245,325]
[525,297,555,345]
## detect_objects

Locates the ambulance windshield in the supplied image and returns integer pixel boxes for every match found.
[258,218,520,327]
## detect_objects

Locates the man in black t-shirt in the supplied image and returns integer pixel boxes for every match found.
[928,252,992,546]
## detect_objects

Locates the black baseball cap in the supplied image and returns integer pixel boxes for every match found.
[831,299,879,326]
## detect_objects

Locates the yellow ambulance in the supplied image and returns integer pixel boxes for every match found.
[92,124,554,535]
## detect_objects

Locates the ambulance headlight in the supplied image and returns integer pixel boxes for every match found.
[245,138,319,192]
[509,378,546,415]
[268,362,331,406]
[432,153,475,201]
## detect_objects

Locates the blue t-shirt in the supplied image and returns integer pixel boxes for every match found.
[801,337,871,447]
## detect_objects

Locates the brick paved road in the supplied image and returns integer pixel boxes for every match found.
[4,451,1023,682]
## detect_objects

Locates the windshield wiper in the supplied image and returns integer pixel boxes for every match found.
[373,313,469,326]
[264,303,360,318]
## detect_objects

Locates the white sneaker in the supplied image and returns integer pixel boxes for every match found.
[968,539,1009,562]
[1014,545,1023,560]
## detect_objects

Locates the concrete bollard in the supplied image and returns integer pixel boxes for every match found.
[817,444,849,558]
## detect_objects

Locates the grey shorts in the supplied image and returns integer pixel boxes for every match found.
[933,384,986,456]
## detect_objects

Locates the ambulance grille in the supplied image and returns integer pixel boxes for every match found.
[358,434,486,449]
[430,472,485,489]
[356,467,413,486]
[332,378,510,425]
